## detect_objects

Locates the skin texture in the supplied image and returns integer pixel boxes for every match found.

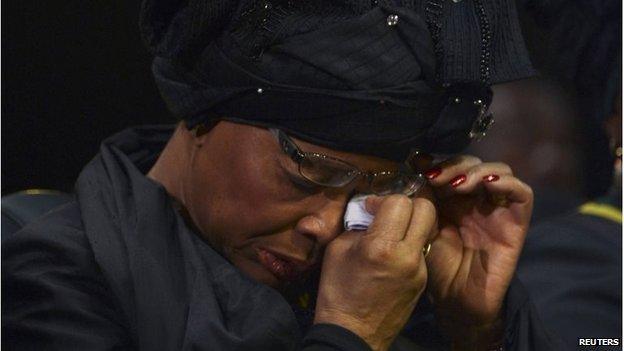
[314,193,437,351]
[423,156,533,350]
[148,121,399,287]
[147,121,534,351]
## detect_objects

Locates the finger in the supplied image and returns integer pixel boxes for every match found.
[482,174,534,206]
[439,162,514,195]
[424,155,482,186]
[403,197,437,251]
[406,185,438,245]
[365,194,413,241]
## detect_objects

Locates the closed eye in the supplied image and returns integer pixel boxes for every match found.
[275,154,321,196]
[287,172,321,194]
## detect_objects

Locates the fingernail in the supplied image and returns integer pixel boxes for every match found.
[424,167,442,180]
[483,174,500,182]
[450,174,467,187]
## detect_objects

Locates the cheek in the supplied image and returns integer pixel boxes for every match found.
[185,148,306,248]
[217,156,286,226]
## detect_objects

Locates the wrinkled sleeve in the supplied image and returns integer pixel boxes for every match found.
[1,210,132,351]
[299,283,568,351]
[302,324,372,351]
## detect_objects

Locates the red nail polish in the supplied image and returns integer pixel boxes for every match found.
[425,167,442,180]
[450,174,467,187]
[483,174,500,182]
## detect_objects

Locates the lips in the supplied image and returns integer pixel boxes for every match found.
[257,248,314,282]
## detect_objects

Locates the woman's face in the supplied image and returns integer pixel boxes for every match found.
[181,121,400,288]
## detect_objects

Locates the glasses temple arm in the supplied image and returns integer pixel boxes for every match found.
[269,128,305,162]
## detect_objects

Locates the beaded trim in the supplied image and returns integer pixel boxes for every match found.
[473,0,492,84]
[233,1,274,60]
[424,0,445,81]
[424,0,492,85]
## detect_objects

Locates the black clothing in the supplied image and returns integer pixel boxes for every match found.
[142,1,535,159]
[4,126,562,350]
[517,197,622,349]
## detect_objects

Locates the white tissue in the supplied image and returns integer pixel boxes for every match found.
[343,194,374,231]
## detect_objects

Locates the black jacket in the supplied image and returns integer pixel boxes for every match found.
[517,196,622,349]
[3,126,563,350]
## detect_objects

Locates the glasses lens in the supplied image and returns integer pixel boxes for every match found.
[299,154,359,187]
[370,172,425,196]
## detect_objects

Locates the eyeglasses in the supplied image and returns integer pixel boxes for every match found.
[270,129,426,196]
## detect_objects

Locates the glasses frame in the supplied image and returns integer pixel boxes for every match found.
[270,129,425,195]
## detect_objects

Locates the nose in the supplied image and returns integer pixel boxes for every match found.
[294,190,350,246]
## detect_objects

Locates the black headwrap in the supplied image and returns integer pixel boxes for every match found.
[140,0,534,160]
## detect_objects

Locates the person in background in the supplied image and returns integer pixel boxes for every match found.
[468,78,583,223]
[516,0,622,348]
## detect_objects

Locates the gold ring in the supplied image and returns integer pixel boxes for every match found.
[422,243,432,257]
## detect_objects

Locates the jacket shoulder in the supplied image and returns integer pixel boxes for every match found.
[2,202,132,350]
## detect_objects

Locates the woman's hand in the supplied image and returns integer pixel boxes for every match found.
[315,194,437,351]
[423,156,533,350]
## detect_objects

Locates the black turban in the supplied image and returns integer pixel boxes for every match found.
[140,0,534,160]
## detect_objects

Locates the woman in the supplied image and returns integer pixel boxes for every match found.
[3,1,561,350]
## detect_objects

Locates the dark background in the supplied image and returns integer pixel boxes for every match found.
[2,1,615,214]
[2,0,169,194]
